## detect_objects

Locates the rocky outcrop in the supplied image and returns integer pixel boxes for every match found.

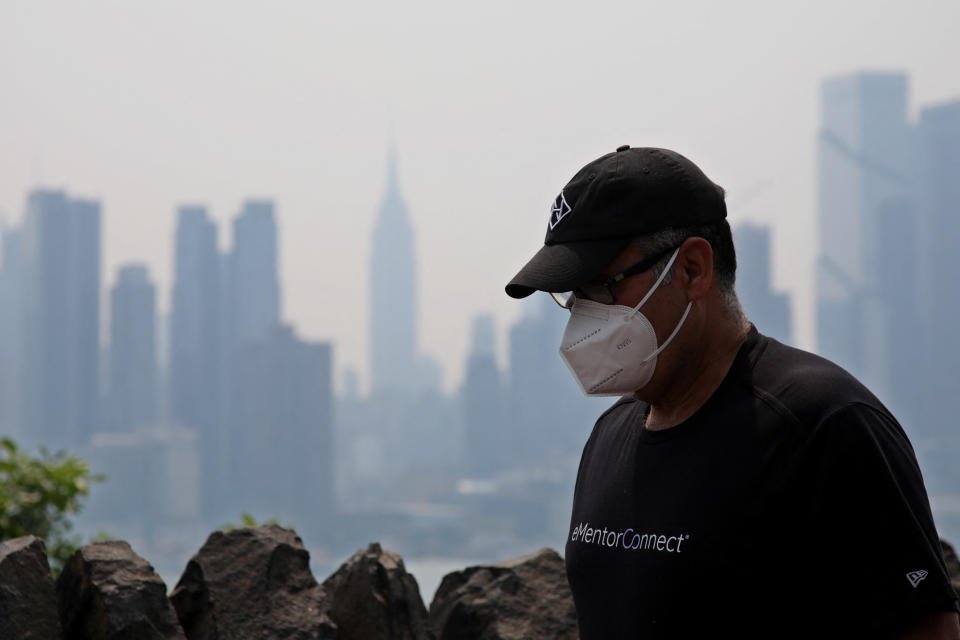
[169,524,336,640]
[13,531,960,639]
[56,540,184,640]
[322,542,432,640]
[429,547,578,640]
[0,535,62,640]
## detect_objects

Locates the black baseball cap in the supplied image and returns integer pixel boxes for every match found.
[505,145,726,299]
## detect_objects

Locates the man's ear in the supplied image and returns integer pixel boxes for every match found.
[677,237,713,301]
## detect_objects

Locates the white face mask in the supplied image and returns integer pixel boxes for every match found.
[558,248,691,396]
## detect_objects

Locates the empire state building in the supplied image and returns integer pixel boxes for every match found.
[369,148,419,395]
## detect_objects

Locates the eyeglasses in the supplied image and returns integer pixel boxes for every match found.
[550,243,683,309]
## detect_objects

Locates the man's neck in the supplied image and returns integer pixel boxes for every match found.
[641,316,751,431]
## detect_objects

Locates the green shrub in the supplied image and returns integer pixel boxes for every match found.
[0,438,106,573]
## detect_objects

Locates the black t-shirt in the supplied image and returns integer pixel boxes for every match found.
[565,326,959,639]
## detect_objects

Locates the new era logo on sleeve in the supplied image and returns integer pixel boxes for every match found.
[548,191,572,229]
[906,570,928,588]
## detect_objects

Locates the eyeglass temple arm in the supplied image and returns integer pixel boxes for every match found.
[604,244,683,287]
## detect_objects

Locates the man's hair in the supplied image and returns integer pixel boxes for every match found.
[629,219,740,309]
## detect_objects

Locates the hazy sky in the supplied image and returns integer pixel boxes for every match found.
[2,1,958,393]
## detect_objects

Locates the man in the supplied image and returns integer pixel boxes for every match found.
[505,145,960,638]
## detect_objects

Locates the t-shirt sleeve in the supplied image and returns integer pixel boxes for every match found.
[802,402,960,635]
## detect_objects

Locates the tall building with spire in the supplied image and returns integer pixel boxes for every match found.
[369,148,418,395]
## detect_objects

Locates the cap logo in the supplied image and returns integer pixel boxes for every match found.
[548,191,572,230]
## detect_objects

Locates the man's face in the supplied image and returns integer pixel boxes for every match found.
[581,241,691,360]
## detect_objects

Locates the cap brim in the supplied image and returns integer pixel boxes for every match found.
[505,236,632,299]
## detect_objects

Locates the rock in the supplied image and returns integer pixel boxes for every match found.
[56,540,185,640]
[170,525,335,640]
[429,548,578,640]
[322,542,432,640]
[942,539,960,598]
[0,535,61,640]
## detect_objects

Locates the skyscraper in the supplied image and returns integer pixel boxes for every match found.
[169,205,221,511]
[229,324,333,527]
[461,314,504,475]
[873,195,923,427]
[230,200,281,346]
[0,224,23,438]
[215,199,282,492]
[733,223,792,345]
[20,189,101,448]
[108,264,157,432]
[369,148,418,396]
[916,99,960,442]
[170,205,220,432]
[816,71,913,393]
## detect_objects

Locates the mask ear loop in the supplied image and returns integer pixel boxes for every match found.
[640,301,692,365]
[627,247,681,321]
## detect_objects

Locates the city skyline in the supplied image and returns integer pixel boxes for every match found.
[1,74,956,406]
[2,1,958,394]
[0,76,958,579]
[0,163,806,408]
